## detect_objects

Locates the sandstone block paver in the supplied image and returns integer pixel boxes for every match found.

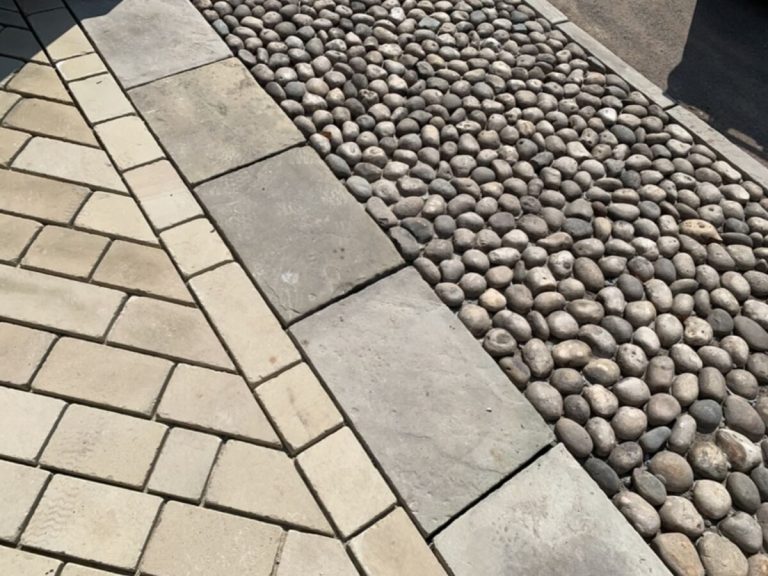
[0,28,47,63]
[190,263,300,384]
[94,115,164,171]
[156,364,277,444]
[297,427,396,537]
[61,565,118,576]
[4,98,96,145]
[148,427,220,502]
[0,386,64,462]
[28,8,92,62]
[140,501,281,576]
[22,225,109,279]
[74,191,156,244]
[0,547,61,575]
[0,169,88,224]
[56,53,106,82]
[205,440,331,533]
[6,62,71,102]
[33,337,171,415]
[108,297,234,369]
[0,213,41,263]
[0,322,54,387]
[160,218,232,277]
[276,531,358,576]
[0,126,30,166]
[0,459,49,543]
[69,73,132,124]
[0,90,20,116]
[22,474,161,570]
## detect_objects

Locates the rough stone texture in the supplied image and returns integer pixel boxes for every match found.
[94,115,164,171]
[74,191,156,244]
[130,58,303,184]
[0,169,87,224]
[0,322,54,388]
[22,226,109,279]
[434,445,672,575]
[196,147,402,322]
[276,531,358,576]
[4,98,96,145]
[160,218,232,277]
[0,460,49,543]
[69,73,133,124]
[293,268,552,533]
[0,547,61,575]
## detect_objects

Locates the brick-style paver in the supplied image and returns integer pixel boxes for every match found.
[147,427,220,501]
[0,169,88,224]
[56,53,106,82]
[28,8,91,61]
[0,27,46,62]
[0,322,54,388]
[94,115,164,171]
[276,531,358,576]
[4,98,96,145]
[6,61,71,102]
[0,214,40,264]
[0,386,63,462]
[22,225,109,279]
[0,460,49,543]
[74,191,156,244]
[69,73,132,123]
[0,546,61,575]
[0,126,30,165]
[160,217,232,277]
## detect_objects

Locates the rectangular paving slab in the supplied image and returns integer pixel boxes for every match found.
[196,147,403,322]
[292,268,553,534]
[433,444,671,576]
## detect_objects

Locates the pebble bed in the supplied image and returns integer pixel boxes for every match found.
[196,0,768,572]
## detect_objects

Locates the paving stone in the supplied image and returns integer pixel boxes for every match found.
[93,240,192,303]
[257,363,343,452]
[0,386,64,462]
[5,98,96,145]
[297,427,395,537]
[0,265,125,338]
[0,7,26,27]
[293,268,553,534]
[0,547,61,575]
[56,53,107,82]
[156,364,277,443]
[0,460,49,543]
[18,0,64,14]
[350,509,447,576]
[32,337,172,415]
[22,474,161,570]
[0,169,88,224]
[190,263,300,384]
[0,90,20,116]
[22,225,109,279]
[69,73,133,124]
[74,191,156,244]
[0,213,40,263]
[206,440,330,532]
[0,55,24,86]
[6,61,71,101]
[0,126,30,166]
[130,58,303,184]
[197,147,401,322]
[0,322,54,387]
[147,428,220,502]
[523,0,569,23]
[94,115,164,171]
[69,0,231,89]
[14,137,126,193]
[0,28,47,63]
[160,218,231,277]
[41,404,166,488]
[434,444,671,575]
[276,531,358,576]
[108,297,233,370]
[28,8,91,61]
[61,565,119,576]
[141,501,281,576]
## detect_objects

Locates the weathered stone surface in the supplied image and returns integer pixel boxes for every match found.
[0,386,64,463]
[0,169,88,224]
[196,147,402,321]
[434,445,671,576]
[0,460,49,543]
[160,218,232,277]
[74,191,156,244]
[653,532,704,576]
[56,53,107,81]
[23,226,108,279]
[293,268,552,533]
[69,73,133,124]
[94,115,164,171]
[5,99,94,145]
[276,531,358,576]
[0,547,60,575]
[28,8,91,61]
[147,428,220,502]
[0,322,54,388]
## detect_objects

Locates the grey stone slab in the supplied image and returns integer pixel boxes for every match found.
[130,58,303,184]
[434,444,672,576]
[196,147,402,322]
[67,0,230,88]
[523,0,568,24]
[292,268,552,534]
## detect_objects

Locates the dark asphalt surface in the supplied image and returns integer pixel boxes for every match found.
[547,0,768,167]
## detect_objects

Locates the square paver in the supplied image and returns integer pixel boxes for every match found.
[32,337,172,415]
[94,115,164,171]
[0,322,54,387]
[22,225,109,279]
[69,73,133,124]
[276,531,358,576]
[130,58,303,184]
[196,147,402,322]
[0,460,49,543]
[0,386,64,462]
[0,547,61,575]
[6,61,71,102]
[74,191,156,244]
[0,213,42,264]
[69,0,231,89]
[160,218,231,276]
[433,445,671,576]
[140,501,281,576]
[22,474,161,571]
[147,427,220,501]
[293,268,553,534]
[41,403,167,488]
[56,53,107,82]
[0,169,88,224]
[28,8,92,61]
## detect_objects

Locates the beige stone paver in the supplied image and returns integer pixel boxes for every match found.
[0,265,125,338]
[349,508,447,576]
[69,73,133,124]
[298,427,396,537]
[0,322,55,387]
[33,337,171,415]
[22,225,109,279]
[160,217,232,277]
[0,126,30,166]
[6,61,71,102]
[148,427,220,502]
[62,565,118,576]
[29,9,91,62]
[74,191,156,244]
[257,363,343,452]
[4,98,96,145]
[14,137,126,192]
[141,501,282,576]
[0,90,20,117]
[276,531,358,576]
[156,364,277,443]
[93,240,191,303]
[108,297,234,369]
[0,28,47,63]
[0,213,41,264]
[206,440,331,532]
[0,386,64,462]
[0,460,49,543]
[124,160,203,231]
[95,115,164,171]
[57,53,107,82]
[0,169,88,224]
[22,474,162,571]
[190,263,300,384]
[0,546,61,575]
[41,404,166,488]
